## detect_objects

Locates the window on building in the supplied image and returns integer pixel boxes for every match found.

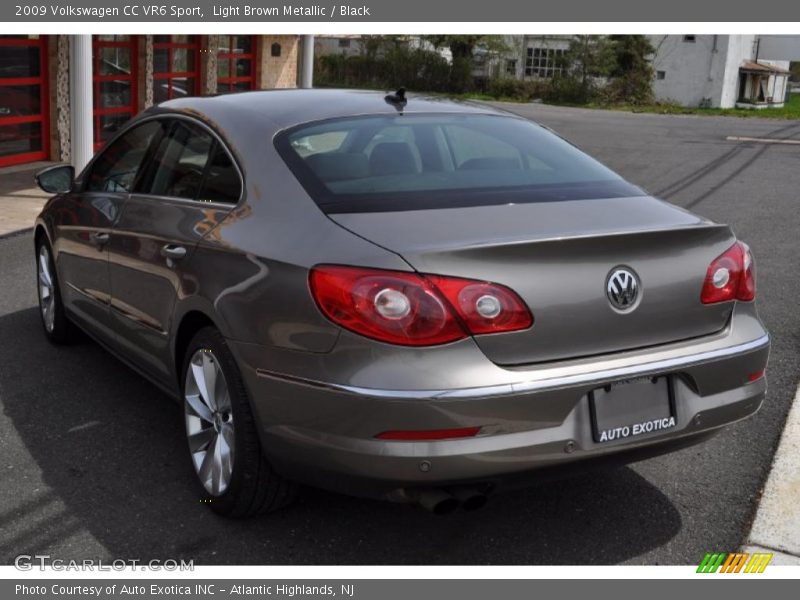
[656,70,666,80]
[683,35,696,43]
[153,35,200,103]
[338,39,351,48]
[92,35,138,149]
[505,59,517,76]
[217,35,256,93]
[525,47,566,78]
[271,43,281,57]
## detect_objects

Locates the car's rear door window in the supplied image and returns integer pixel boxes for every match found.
[198,143,242,203]
[275,114,643,213]
[135,120,241,203]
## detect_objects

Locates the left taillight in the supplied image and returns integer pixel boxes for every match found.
[309,265,533,346]
[701,241,756,304]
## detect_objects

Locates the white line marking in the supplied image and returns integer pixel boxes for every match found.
[726,136,800,145]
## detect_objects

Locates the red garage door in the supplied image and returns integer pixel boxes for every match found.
[93,35,138,150]
[217,35,257,92]
[0,35,49,167]
[153,35,200,102]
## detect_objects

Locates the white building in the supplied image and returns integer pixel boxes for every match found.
[477,34,798,109]
[473,35,572,82]
[649,35,797,109]
[314,35,365,58]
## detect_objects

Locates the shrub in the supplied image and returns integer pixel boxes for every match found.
[314,47,452,93]
[485,78,551,102]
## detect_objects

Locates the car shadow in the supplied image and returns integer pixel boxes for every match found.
[0,307,682,565]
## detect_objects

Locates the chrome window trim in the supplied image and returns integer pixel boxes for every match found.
[83,112,245,208]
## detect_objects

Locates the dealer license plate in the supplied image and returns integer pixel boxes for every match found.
[589,376,677,444]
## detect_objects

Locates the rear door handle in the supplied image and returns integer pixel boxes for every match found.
[89,232,110,247]
[160,244,187,261]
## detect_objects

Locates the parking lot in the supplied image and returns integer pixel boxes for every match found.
[1,103,799,565]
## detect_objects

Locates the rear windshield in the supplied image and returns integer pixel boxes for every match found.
[274,113,642,213]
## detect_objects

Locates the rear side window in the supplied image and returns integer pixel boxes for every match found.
[275,114,642,213]
[136,120,241,203]
[200,144,242,203]
[86,121,163,193]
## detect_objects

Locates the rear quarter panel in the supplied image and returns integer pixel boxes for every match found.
[169,112,411,357]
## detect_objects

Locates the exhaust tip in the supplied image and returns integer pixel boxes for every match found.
[431,497,460,516]
[461,493,488,511]
[408,489,461,516]
[448,486,490,511]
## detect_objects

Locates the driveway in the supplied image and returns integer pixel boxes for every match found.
[0,161,51,237]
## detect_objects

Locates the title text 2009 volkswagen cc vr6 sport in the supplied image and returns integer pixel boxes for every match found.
[33,89,770,517]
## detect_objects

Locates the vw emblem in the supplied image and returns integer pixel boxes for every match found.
[606,267,640,312]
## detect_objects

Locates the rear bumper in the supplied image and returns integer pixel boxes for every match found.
[231,313,769,500]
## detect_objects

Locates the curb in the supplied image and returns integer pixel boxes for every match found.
[743,382,800,561]
[0,227,33,241]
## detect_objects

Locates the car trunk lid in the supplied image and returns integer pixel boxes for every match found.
[328,195,737,365]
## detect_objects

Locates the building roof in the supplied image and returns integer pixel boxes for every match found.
[740,61,791,75]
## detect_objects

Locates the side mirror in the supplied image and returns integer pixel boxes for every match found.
[36,164,75,194]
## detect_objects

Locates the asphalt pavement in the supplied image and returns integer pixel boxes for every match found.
[1,104,799,565]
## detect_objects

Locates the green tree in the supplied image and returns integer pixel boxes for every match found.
[790,61,800,82]
[559,35,616,103]
[422,35,509,93]
[606,35,656,104]
[359,35,387,59]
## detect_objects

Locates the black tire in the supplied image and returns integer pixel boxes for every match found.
[181,326,297,517]
[35,236,75,345]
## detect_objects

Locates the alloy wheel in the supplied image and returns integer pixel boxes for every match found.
[184,349,235,496]
[38,245,55,333]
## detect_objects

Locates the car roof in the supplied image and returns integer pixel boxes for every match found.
[144,88,514,135]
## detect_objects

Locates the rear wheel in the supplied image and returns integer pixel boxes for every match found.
[182,327,297,517]
[36,238,74,344]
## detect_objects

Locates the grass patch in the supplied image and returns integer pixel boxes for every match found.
[492,93,800,119]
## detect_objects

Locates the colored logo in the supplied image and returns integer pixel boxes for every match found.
[697,552,772,573]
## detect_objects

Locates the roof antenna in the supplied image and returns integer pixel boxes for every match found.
[384,87,407,111]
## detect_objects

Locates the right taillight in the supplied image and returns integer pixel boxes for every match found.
[701,241,756,304]
[309,265,532,346]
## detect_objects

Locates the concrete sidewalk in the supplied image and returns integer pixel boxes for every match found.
[0,162,52,237]
[743,383,800,564]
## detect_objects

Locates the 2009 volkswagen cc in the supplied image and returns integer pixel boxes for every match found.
[33,89,770,517]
